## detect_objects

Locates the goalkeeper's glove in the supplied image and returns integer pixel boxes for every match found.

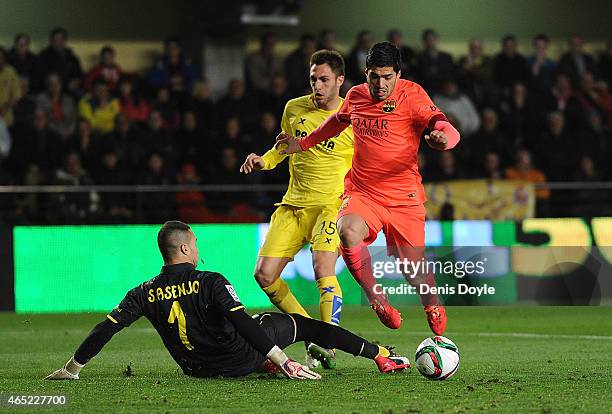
[45,356,84,380]
[267,345,321,380]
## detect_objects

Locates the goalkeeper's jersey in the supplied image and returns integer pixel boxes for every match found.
[107,263,262,377]
[261,94,354,207]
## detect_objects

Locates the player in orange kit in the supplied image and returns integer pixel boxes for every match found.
[277,42,460,335]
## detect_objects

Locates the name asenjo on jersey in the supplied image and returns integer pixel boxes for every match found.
[147,281,200,302]
[351,117,389,137]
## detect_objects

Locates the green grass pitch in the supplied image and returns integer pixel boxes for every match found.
[1,306,611,413]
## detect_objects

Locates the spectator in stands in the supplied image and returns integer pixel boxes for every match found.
[139,110,178,168]
[84,46,122,92]
[469,108,512,169]
[528,34,557,92]
[416,28,455,94]
[346,30,373,86]
[387,29,416,80]
[599,39,612,87]
[92,149,133,221]
[118,77,150,124]
[575,71,612,125]
[135,152,175,222]
[537,112,578,180]
[559,35,597,87]
[550,73,585,131]
[216,78,258,131]
[0,117,11,163]
[0,47,23,127]
[285,33,317,95]
[36,72,76,139]
[65,118,99,170]
[245,32,284,93]
[34,27,83,94]
[492,35,531,94]
[7,33,36,80]
[260,74,291,121]
[51,151,97,222]
[433,78,480,137]
[317,29,338,51]
[499,82,537,148]
[457,38,494,108]
[251,111,277,155]
[147,37,196,91]
[429,151,464,182]
[106,113,139,168]
[572,155,609,217]
[78,79,120,134]
[10,108,62,177]
[217,116,252,161]
[188,80,216,132]
[13,76,36,127]
[505,148,549,214]
[576,111,609,177]
[152,87,180,130]
[481,151,503,179]
[177,110,204,166]
[175,163,214,223]
[209,146,253,215]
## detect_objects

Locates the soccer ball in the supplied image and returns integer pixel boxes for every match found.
[414,336,460,380]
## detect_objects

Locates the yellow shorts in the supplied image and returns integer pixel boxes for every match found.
[259,203,341,258]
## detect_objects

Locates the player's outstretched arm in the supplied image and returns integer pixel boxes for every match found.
[425,120,460,151]
[45,318,124,380]
[240,153,266,174]
[277,112,350,155]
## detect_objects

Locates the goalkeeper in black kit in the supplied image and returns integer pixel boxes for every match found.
[46,221,410,380]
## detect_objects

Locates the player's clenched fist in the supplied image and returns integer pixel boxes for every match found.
[275,132,303,155]
[240,153,265,174]
[425,129,449,151]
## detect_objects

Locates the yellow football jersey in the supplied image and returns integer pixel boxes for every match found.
[261,94,354,207]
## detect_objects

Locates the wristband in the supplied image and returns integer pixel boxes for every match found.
[266,345,289,367]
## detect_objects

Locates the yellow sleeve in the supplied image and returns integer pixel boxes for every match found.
[10,72,22,102]
[78,97,94,123]
[260,101,292,170]
[261,146,287,170]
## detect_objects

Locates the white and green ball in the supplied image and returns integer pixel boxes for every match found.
[415,336,460,380]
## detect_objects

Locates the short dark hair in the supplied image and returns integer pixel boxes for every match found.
[422,28,437,41]
[502,34,516,44]
[366,42,401,73]
[14,32,30,44]
[50,27,67,39]
[533,33,550,43]
[164,36,180,47]
[101,45,114,56]
[309,49,345,76]
[387,29,401,41]
[158,221,191,262]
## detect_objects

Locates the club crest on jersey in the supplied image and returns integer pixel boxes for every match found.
[382,99,396,113]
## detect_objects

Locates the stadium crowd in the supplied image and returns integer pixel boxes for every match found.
[0,28,610,223]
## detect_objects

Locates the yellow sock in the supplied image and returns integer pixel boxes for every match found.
[316,276,343,325]
[376,346,391,358]
[262,278,310,318]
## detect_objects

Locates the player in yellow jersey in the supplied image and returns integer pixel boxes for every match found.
[240,50,353,369]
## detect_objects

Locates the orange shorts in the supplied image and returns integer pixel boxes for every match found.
[338,192,426,257]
